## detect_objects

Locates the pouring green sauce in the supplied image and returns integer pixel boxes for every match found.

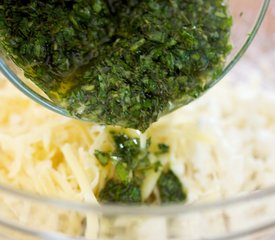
[0,0,232,131]
[94,129,187,204]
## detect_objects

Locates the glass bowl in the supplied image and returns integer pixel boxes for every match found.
[0,0,274,240]
[0,0,270,122]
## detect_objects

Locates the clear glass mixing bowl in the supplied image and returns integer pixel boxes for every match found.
[0,0,273,240]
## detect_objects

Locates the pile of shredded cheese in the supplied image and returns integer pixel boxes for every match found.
[1,70,275,239]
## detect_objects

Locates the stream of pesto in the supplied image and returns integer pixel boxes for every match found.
[0,0,232,131]
[95,129,187,204]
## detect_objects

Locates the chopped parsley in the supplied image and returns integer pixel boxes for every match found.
[0,0,232,131]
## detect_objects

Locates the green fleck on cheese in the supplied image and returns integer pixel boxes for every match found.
[99,179,142,204]
[157,170,187,203]
[94,150,110,166]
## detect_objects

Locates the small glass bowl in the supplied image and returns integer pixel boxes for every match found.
[0,0,270,122]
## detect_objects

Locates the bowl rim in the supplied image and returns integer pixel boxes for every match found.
[1,184,275,240]
[0,181,275,216]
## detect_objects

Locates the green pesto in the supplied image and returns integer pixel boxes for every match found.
[0,0,232,131]
[99,179,142,204]
[95,131,156,184]
[95,130,185,204]
[157,170,187,203]
[156,143,170,155]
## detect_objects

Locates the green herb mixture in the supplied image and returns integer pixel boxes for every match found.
[0,0,232,131]
[95,129,187,204]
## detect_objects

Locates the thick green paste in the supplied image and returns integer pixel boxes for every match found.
[0,0,232,131]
